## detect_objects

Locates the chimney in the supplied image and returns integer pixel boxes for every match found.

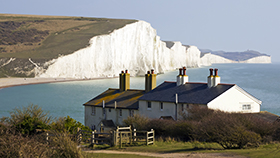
[207,68,214,88]
[145,69,157,92]
[181,67,188,84]
[213,68,220,86]
[176,68,183,86]
[177,67,188,86]
[207,68,220,88]
[119,70,130,91]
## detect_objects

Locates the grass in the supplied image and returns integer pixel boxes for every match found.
[84,140,280,158]
[0,14,137,77]
[0,14,137,60]
[85,153,154,158]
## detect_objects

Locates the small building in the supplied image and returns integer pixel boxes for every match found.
[83,68,262,130]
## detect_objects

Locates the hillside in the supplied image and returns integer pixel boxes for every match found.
[200,49,270,61]
[0,14,136,77]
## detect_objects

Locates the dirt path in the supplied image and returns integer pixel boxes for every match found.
[86,150,246,158]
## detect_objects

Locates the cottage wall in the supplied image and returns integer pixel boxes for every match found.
[207,86,260,113]
[138,100,178,119]
[84,106,134,131]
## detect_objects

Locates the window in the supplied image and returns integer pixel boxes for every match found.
[91,107,95,115]
[147,101,151,110]
[109,108,111,112]
[102,108,106,116]
[120,109,122,116]
[181,104,184,111]
[160,102,163,111]
[186,104,189,109]
[130,110,134,117]
[242,104,251,110]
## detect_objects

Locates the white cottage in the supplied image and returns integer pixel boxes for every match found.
[83,68,261,130]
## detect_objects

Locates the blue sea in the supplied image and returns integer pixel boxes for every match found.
[0,63,279,124]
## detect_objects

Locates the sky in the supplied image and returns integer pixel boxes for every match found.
[1,0,280,62]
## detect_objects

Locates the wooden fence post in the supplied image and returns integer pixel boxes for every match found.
[146,131,148,145]
[152,129,154,145]
[120,132,122,148]
[133,129,136,142]
[46,132,49,144]
[91,130,95,147]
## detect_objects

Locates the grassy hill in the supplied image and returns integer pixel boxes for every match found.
[0,14,137,77]
[200,49,270,61]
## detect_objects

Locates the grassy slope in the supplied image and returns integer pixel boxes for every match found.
[0,14,137,60]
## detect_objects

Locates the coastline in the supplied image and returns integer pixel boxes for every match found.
[0,77,111,89]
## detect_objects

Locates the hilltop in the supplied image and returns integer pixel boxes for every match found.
[0,14,136,77]
[200,49,270,61]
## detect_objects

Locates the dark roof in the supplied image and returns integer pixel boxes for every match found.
[83,88,145,109]
[139,81,235,105]
[100,120,116,128]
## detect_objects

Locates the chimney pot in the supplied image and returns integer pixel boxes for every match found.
[147,71,150,74]
[183,67,186,76]
[121,70,124,73]
[209,68,213,76]
[214,68,218,76]
[179,68,183,76]
[125,70,128,73]
[151,69,154,74]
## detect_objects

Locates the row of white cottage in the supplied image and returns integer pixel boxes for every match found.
[83,68,261,131]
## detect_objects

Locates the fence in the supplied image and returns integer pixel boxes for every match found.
[44,126,155,148]
[79,126,155,148]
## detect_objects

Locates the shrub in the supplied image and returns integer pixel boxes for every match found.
[0,124,86,158]
[197,111,261,149]
[51,116,90,134]
[146,119,175,137]
[1,104,52,135]
[123,114,150,130]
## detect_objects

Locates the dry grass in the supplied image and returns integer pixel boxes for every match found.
[0,14,137,59]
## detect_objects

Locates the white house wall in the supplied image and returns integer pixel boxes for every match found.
[138,100,177,119]
[207,86,260,113]
[84,106,134,130]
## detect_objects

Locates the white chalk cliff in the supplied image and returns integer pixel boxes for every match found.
[37,20,271,79]
[38,21,201,78]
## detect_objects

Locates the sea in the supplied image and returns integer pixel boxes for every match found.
[0,63,279,124]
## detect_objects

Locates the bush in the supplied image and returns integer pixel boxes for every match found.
[0,124,86,158]
[146,119,175,137]
[123,114,150,130]
[194,111,262,149]
[1,104,52,135]
[51,116,90,134]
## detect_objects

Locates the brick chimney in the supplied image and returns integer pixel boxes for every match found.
[145,69,157,92]
[119,70,130,91]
